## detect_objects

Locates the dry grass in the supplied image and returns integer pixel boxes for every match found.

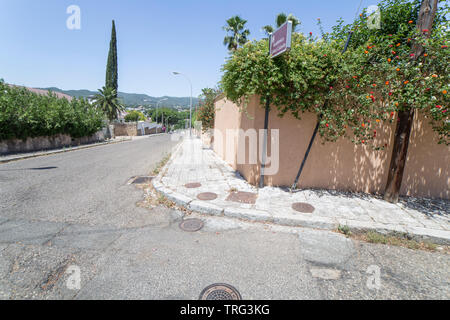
[151,153,171,176]
[337,226,448,253]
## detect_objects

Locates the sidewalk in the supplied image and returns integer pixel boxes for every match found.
[153,137,450,244]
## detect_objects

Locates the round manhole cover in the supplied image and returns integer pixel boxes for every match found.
[199,283,242,300]
[197,192,218,201]
[292,202,315,213]
[185,182,202,189]
[179,219,204,232]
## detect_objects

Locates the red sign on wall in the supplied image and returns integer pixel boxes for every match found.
[270,21,293,58]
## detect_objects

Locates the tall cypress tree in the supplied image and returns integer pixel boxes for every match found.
[105,20,118,97]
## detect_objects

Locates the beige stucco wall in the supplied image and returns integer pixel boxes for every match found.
[0,131,106,156]
[213,96,449,199]
[114,123,139,137]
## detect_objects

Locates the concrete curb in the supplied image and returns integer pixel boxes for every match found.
[151,140,450,246]
[0,138,132,164]
[155,181,450,245]
[154,182,450,245]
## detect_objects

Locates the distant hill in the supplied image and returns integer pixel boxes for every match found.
[38,87,199,109]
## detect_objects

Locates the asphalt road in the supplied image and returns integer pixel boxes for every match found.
[0,135,449,300]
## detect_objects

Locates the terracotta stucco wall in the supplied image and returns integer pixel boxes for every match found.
[213,96,449,199]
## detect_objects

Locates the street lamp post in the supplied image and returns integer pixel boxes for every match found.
[172,72,192,136]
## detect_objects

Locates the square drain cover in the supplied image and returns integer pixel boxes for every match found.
[132,176,154,184]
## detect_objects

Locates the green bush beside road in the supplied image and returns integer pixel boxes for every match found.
[0,80,105,141]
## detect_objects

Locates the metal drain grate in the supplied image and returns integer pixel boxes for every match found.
[179,219,204,232]
[131,176,154,184]
[199,283,242,300]
[185,182,202,189]
[292,202,315,213]
[226,191,257,204]
[197,192,218,201]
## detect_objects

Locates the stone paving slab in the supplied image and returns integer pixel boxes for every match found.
[154,137,450,245]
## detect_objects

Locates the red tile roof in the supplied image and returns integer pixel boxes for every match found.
[7,85,73,101]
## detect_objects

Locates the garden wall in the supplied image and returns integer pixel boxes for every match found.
[0,130,106,156]
[213,95,449,199]
[114,123,139,136]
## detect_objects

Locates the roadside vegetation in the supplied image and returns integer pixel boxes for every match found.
[0,80,104,141]
[221,0,448,145]
[196,87,221,132]
[146,108,190,129]
[124,110,146,122]
[337,225,448,253]
[92,86,123,122]
[151,152,172,176]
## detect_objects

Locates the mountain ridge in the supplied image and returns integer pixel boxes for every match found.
[38,87,199,108]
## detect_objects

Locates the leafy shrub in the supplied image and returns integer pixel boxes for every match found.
[197,88,220,132]
[0,80,104,141]
[220,0,449,145]
[124,110,146,122]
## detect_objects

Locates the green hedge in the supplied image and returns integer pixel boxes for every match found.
[221,0,449,145]
[0,80,105,141]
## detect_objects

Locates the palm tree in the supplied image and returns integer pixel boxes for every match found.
[93,86,123,122]
[223,15,250,51]
[262,13,301,36]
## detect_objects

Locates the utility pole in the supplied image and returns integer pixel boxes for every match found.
[384,0,438,203]
[173,72,193,137]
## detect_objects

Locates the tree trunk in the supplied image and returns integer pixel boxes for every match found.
[383,109,415,203]
[383,0,438,203]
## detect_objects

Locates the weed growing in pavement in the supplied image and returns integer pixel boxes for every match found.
[151,153,171,176]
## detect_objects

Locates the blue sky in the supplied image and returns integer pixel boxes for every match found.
[0,0,382,97]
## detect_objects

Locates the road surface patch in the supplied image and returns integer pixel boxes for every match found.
[310,268,342,280]
[132,176,154,184]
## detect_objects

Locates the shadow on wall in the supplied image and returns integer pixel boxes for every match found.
[213,95,449,200]
[401,113,450,199]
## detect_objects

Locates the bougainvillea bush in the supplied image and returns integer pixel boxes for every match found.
[221,0,449,145]
[0,80,104,141]
[197,87,221,132]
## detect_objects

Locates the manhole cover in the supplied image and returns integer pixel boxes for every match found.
[132,176,154,184]
[185,182,202,189]
[292,202,315,213]
[179,219,204,232]
[197,192,218,201]
[226,191,257,204]
[199,283,242,300]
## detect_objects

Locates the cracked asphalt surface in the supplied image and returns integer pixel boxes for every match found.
[0,135,449,299]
